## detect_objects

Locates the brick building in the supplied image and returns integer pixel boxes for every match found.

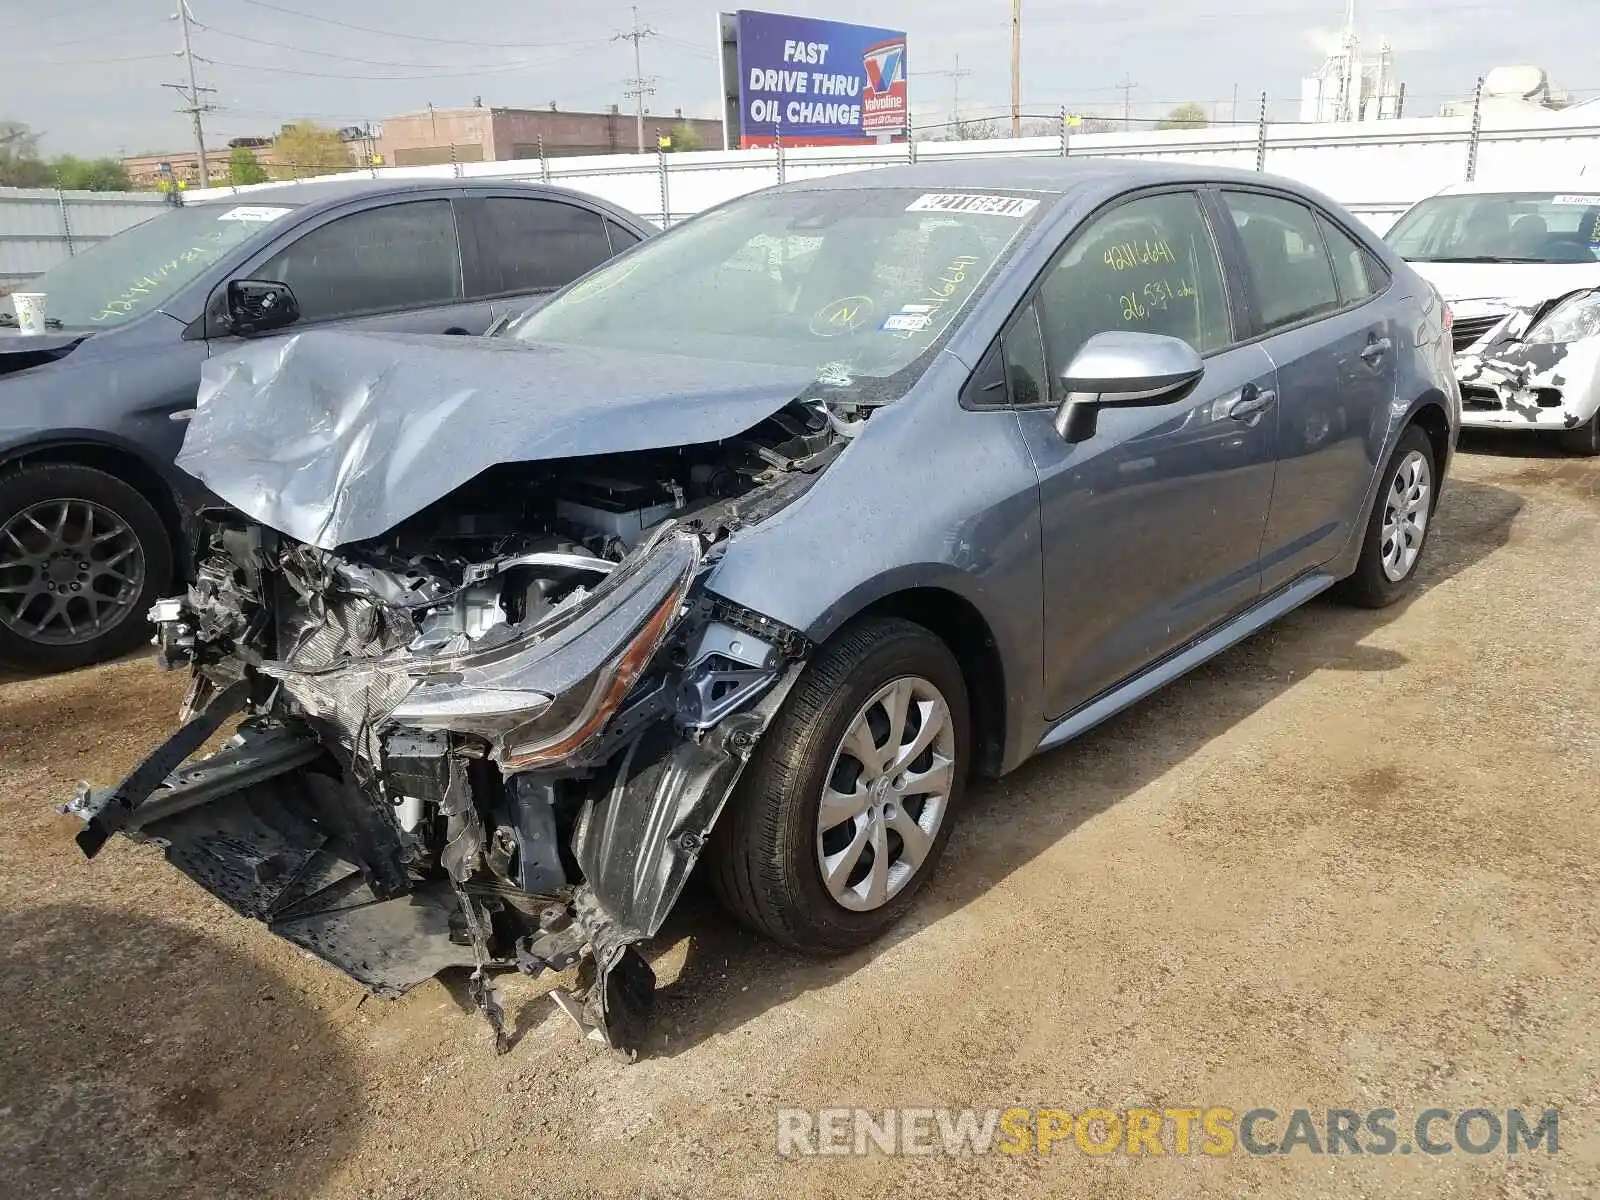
[375,103,723,165]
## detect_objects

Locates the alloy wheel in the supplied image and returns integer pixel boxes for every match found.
[0,498,147,646]
[816,675,956,912]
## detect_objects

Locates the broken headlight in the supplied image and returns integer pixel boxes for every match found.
[388,528,701,767]
[1526,290,1600,344]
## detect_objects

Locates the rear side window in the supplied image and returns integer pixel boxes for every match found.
[256,199,462,322]
[1318,214,1382,306]
[483,198,612,293]
[605,218,643,252]
[1223,192,1341,333]
[1035,190,1233,381]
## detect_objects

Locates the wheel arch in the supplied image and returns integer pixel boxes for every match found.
[846,585,1009,778]
[0,435,185,562]
[1405,391,1454,506]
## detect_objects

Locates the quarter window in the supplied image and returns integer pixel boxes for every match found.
[1318,213,1382,305]
[1034,191,1232,386]
[483,198,613,293]
[255,200,462,323]
[1223,192,1341,332]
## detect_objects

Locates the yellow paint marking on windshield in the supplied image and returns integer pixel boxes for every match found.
[89,230,232,323]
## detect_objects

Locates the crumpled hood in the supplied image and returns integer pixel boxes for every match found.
[1409,260,1600,312]
[177,329,817,549]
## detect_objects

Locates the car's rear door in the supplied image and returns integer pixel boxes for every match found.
[1011,187,1281,718]
[458,192,632,326]
[1216,189,1398,591]
[217,192,495,339]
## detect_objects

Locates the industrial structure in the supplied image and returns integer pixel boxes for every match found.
[1299,1,1403,123]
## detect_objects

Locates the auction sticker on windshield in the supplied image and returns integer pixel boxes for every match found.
[1550,195,1600,207]
[906,194,1041,218]
[217,206,294,222]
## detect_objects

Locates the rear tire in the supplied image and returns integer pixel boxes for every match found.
[1333,424,1437,609]
[1558,411,1600,456]
[0,462,172,673]
[710,617,970,954]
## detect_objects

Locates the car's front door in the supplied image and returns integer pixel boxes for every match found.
[1009,188,1281,718]
[1218,190,1398,590]
[462,194,632,325]
[227,195,495,338]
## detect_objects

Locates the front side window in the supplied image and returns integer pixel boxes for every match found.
[510,187,1047,391]
[1034,190,1232,385]
[1384,191,1600,264]
[1223,192,1341,333]
[483,198,613,294]
[255,199,462,323]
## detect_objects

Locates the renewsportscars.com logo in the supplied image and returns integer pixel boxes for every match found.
[776,1106,1560,1158]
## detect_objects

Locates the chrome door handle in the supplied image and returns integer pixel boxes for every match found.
[1224,384,1277,421]
[1361,336,1392,363]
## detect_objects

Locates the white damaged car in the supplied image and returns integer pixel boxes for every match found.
[1386,181,1600,455]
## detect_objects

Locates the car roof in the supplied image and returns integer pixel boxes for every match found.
[186,177,646,225]
[1430,179,1600,197]
[771,157,1319,198]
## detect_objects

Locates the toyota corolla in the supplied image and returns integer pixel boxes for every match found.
[66,162,1458,1055]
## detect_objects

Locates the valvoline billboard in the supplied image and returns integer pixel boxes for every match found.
[733,10,907,148]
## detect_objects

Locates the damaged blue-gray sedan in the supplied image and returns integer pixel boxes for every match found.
[67,162,1459,1054]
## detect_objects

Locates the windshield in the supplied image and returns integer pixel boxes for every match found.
[0,200,299,330]
[1385,192,1600,264]
[508,187,1048,385]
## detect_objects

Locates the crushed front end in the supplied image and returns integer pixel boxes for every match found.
[1453,296,1600,433]
[65,412,837,1056]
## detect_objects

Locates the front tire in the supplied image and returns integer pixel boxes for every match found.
[710,616,970,953]
[0,462,172,673]
[1558,410,1600,456]
[1333,424,1437,609]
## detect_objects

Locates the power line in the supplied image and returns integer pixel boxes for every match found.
[614,6,658,154]
[235,0,596,49]
[196,24,606,71]
[917,55,974,127]
[26,21,164,52]
[196,52,589,82]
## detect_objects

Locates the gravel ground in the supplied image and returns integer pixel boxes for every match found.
[1,437,1596,1199]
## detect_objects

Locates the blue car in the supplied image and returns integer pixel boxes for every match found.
[69,161,1458,1053]
[0,178,652,671]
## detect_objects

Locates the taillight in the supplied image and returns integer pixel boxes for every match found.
[1443,303,1454,334]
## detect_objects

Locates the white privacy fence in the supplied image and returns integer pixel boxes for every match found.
[10,109,1600,286]
[0,188,170,290]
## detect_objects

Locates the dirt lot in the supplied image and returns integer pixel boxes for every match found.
[1,438,1597,1199]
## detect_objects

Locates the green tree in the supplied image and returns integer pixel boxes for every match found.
[51,155,131,191]
[1156,102,1210,130]
[0,120,53,187]
[658,123,704,152]
[270,122,354,178]
[227,145,270,185]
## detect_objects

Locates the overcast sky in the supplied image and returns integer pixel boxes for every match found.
[3,0,1590,157]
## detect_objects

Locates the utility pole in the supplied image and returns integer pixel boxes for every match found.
[1118,73,1138,130]
[614,6,658,153]
[164,0,215,186]
[1010,0,1022,137]
[918,54,974,132]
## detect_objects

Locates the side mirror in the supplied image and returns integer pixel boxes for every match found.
[225,279,300,336]
[1053,331,1205,443]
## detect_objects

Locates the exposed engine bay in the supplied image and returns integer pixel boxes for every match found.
[66,398,843,1056]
